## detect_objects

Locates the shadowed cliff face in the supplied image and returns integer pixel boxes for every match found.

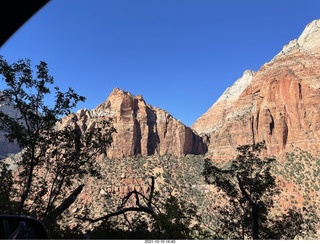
[192,19,320,161]
[0,91,21,159]
[60,88,207,158]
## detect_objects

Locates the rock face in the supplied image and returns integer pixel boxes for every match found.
[192,69,256,135]
[0,91,21,159]
[192,19,320,161]
[60,88,207,158]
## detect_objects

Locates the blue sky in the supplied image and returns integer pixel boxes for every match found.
[1,0,320,127]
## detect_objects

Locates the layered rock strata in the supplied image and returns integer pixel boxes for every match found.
[60,88,207,158]
[192,19,320,161]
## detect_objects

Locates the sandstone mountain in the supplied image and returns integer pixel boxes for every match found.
[192,19,320,161]
[60,88,207,158]
[2,19,320,163]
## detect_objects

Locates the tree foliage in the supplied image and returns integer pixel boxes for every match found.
[0,56,116,230]
[202,142,310,239]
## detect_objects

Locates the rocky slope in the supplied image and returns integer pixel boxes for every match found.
[192,19,320,161]
[60,88,207,158]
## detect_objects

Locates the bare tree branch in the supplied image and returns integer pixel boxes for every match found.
[79,177,156,223]
[81,206,154,223]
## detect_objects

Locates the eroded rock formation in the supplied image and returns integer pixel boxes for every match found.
[192,19,320,161]
[60,88,207,158]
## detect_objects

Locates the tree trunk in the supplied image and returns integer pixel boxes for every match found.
[252,203,259,240]
[44,184,84,227]
[236,174,260,240]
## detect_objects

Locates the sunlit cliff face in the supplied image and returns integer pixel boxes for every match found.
[192,19,320,161]
[59,87,207,159]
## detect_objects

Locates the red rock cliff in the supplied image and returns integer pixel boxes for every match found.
[60,88,207,158]
[192,19,320,161]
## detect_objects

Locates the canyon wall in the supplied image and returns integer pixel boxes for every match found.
[192,19,320,161]
[60,88,207,158]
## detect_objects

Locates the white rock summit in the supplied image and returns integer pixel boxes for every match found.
[215,70,256,105]
[275,19,320,59]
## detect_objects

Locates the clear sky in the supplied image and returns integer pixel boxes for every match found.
[1,0,320,126]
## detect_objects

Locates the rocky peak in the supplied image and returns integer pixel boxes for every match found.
[109,87,143,100]
[191,70,255,135]
[60,88,207,158]
[297,19,320,55]
[215,70,256,104]
[192,19,320,161]
[274,19,320,59]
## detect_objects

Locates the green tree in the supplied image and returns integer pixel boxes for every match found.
[0,56,115,230]
[202,142,305,239]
